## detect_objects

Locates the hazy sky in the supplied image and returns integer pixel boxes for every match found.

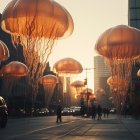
[0,0,128,89]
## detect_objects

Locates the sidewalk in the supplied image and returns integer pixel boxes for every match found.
[120,115,140,140]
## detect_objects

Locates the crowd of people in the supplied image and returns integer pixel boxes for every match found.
[81,103,110,120]
[55,103,110,122]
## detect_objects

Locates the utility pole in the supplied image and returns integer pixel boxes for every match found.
[83,67,95,116]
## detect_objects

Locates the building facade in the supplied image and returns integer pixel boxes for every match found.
[94,56,110,92]
[94,55,111,107]
[128,0,140,117]
[128,0,140,28]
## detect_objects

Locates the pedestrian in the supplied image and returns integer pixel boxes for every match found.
[103,108,106,118]
[97,104,102,120]
[106,108,110,118]
[91,104,97,120]
[56,104,62,123]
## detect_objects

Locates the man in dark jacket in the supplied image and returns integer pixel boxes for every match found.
[56,104,62,123]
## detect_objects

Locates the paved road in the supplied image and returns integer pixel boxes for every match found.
[0,115,140,140]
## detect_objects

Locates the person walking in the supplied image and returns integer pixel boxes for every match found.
[97,104,102,120]
[56,104,62,123]
[91,104,97,120]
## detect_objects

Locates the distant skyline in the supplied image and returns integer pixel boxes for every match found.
[0,0,128,89]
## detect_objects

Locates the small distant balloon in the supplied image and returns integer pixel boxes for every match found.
[40,74,58,106]
[82,88,93,95]
[71,80,85,95]
[71,80,85,87]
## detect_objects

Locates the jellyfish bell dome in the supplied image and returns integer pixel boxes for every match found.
[95,25,140,60]
[40,74,58,85]
[1,0,74,39]
[1,61,29,77]
[71,80,85,87]
[53,57,83,75]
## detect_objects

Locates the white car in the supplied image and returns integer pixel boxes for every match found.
[110,108,116,113]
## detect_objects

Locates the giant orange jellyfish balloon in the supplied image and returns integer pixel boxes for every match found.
[53,58,83,93]
[107,76,129,91]
[82,88,93,95]
[95,25,140,60]
[71,80,85,88]
[81,88,93,103]
[0,61,29,97]
[95,25,140,81]
[95,25,140,101]
[1,61,29,77]
[53,58,83,75]
[89,94,96,101]
[95,88,105,96]
[0,40,9,61]
[1,0,74,40]
[40,74,58,106]
[71,80,85,95]
[107,76,129,111]
[1,0,74,102]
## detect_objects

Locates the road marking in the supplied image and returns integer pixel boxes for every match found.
[6,121,76,140]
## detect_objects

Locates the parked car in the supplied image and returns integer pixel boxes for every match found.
[0,96,8,128]
[61,108,73,116]
[110,108,116,114]
[34,108,49,116]
[71,106,81,116]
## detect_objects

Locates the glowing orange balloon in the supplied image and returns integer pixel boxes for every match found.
[1,0,74,40]
[53,58,83,74]
[137,69,140,77]
[82,88,93,95]
[0,40,9,61]
[95,88,105,95]
[40,74,58,85]
[95,25,140,91]
[89,95,96,101]
[107,76,129,91]
[1,61,29,77]
[71,80,85,95]
[71,80,85,87]
[40,74,58,106]
[95,25,140,60]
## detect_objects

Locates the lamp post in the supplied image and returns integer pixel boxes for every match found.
[84,68,95,102]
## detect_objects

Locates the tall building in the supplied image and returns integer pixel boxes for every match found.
[94,56,111,107]
[128,0,140,89]
[128,0,140,28]
[128,0,140,117]
[94,55,110,92]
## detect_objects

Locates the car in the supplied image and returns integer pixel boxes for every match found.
[34,108,49,116]
[71,106,81,116]
[61,108,73,116]
[0,96,8,128]
[110,108,116,114]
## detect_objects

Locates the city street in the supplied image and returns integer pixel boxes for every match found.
[0,115,140,140]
